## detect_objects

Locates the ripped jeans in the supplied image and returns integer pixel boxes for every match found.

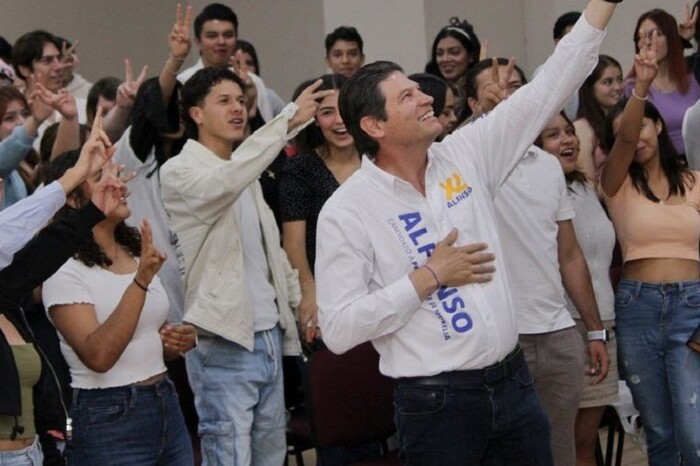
[615,279,700,466]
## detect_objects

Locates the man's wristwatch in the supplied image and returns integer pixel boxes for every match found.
[587,329,609,342]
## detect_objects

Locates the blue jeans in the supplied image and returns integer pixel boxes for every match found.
[0,436,43,465]
[615,279,700,466]
[65,376,193,466]
[187,326,286,466]
[393,347,553,466]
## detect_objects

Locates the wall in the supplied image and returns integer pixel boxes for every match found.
[0,1,694,101]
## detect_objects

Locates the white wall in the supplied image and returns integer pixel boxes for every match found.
[0,1,693,102]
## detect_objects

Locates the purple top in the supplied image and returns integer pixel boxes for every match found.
[625,75,700,155]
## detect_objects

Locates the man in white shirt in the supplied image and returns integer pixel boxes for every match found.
[160,67,330,466]
[315,1,619,464]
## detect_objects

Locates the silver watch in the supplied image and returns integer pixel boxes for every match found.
[587,329,608,342]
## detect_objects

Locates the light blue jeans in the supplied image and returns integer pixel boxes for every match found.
[615,279,700,466]
[0,436,42,465]
[187,326,286,466]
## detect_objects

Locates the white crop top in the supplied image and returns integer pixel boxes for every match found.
[43,258,169,389]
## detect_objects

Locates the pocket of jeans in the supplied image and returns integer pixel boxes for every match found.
[514,364,534,388]
[614,289,636,308]
[394,386,446,416]
[683,290,700,308]
[85,398,129,427]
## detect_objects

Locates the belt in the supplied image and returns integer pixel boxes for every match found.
[397,345,524,386]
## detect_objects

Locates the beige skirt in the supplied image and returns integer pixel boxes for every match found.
[575,319,619,408]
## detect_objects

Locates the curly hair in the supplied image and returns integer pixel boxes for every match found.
[43,150,141,267]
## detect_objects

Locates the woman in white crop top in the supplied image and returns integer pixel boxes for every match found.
[41,150,196,466]
[600,42,700,466]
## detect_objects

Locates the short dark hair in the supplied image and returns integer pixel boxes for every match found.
[86,77,122,125]
[553,12,581,41]
[534,110,587,185]
[0,36,12,62]
[181,66,246,140]
[408,73,448,116]
[194,3,239,40]
[325,26,364,56]
[338,61,402,157]
[465,57,527,102]
[294,74,348,152]
[12,30,61,80]
[235,40,260,75]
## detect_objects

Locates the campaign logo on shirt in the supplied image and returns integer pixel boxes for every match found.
[439,172,473,208]
[387,211,474,340]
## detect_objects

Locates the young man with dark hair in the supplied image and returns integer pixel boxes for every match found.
[316,1,619,464]
[160,67,331,465]
[178,3,278,122]
[554,11,583,43]
[325,26,365,77]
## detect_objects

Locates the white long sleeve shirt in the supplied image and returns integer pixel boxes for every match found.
[316,15,605,378]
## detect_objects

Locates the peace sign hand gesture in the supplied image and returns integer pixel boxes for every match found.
[477,57,516,115]
[116,58,148,109]
[679,3,699,42]
[635,36,659,86]
[169,4,194,60]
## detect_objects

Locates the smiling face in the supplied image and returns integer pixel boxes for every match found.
[593,65,624,111]
[25,42,64,91]
[0,99,30,140]
[326,40,364,77]
[436,36,469,82]
[316,91,353,150]
[540,114,579,175]
[190,79,248,146]
[374,71,443,147]
[198,19,237,67]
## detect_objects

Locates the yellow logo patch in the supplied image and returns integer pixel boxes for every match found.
[439,172,468,201]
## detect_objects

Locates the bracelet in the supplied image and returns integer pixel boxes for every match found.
[301,279,315,289]
[423,264,441,288]
[631,89,648,101]
[133,278,149,292]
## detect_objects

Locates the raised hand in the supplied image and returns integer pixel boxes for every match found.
[228,55,259,116]
[426,228,496,287]
[60,40,79,83]
[288,79,336,131]
[479,39,489,62]
[90,161,126,216]
[73,109,116,180]
[135,219,167,286]
[169,4,194,60]
[34,81,78,120]
[478,57,516,114]
[634,37,659,85]
[679,3,699,41]
[26,74,55,122]
[116,58,148,109]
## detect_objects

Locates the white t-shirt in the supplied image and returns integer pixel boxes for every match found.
[495,146,575,334]
[43,258,169,389]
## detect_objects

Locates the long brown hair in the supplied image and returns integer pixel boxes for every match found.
[628,9,690,94]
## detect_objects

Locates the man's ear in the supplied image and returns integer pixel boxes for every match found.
[467,97,479,114]
[17,65,32,81]
[360,115,385,140]
[189,106,204,127]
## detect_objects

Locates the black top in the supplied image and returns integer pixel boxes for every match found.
[279,151,340,269]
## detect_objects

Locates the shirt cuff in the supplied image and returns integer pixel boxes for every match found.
[278,102,313,141]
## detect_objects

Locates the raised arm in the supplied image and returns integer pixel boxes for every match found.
[102,58,148,143]
[47,220,166,373]
[160,4,193,104]
[600,43,658,197]
[34,83,80,160]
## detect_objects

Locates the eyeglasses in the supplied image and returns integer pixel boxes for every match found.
[637,28,664,44]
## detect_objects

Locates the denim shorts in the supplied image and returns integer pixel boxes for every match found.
[65,376,193,466]
[0,436,43,466]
